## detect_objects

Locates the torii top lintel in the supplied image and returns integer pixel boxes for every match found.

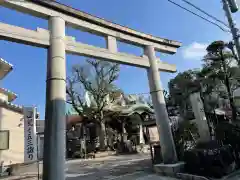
[30,0,182,50]
[0,0,181,72]
[1,0,181,54]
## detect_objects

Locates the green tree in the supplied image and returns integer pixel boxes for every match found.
[66,59,120,149]
[173,120,199,160]
[168,69,200,118]
[202,41,240,121]
[195,68,220,112]
[169,41,240,121]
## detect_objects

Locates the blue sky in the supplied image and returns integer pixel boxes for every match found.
[0,0,239,118]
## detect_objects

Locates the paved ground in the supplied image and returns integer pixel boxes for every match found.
[4,154,240,180]
[65,154,154,179]
[2,154,178,180]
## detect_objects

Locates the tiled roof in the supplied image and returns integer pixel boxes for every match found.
[0,58,13,80]
[0,98,23,113]
[0,58,13,68]
[0,87,17,102]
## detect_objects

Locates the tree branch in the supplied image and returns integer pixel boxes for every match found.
[67,58,120,124]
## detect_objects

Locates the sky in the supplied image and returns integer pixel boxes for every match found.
[0,0,240,118]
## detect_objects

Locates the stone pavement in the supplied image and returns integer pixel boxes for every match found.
[5,153,240,180]
[0,172,179,180]
[0,174,178,180]
[0,154,179,180]
[3,153,240,180]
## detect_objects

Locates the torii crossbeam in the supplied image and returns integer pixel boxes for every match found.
[0,0,182,179]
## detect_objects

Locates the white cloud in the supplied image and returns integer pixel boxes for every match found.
[182,42,208,60]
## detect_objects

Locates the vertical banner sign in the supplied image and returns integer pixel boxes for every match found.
[23,107,37,163]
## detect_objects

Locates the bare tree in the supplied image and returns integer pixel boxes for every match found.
[67,59,120,149]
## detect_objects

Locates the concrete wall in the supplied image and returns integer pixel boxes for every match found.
[0,107,24,165]
[36,120,44,133]
[0,93,8,102]
[37,135,44,160]
[36,120,44,160]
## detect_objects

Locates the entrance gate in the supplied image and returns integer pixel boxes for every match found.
[0,1,182,179]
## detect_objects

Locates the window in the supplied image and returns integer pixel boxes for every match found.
[0,130,9,150]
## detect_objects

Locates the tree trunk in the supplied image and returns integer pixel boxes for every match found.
[221,50,237,122]
[228,93,237,122]
[99,111,106,150]
[227,84,237,122]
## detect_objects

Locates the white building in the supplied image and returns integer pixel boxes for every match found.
[0,58,43,165]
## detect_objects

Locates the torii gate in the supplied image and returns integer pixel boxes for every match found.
[0,0,182,179]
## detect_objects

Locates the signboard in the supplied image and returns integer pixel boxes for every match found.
[0,130,9,150]
[148,126,159,143]
[23,107,37,163]
[169,116,180,131]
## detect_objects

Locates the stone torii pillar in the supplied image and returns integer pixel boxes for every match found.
[145,45,178,164]
[43,16,66,180]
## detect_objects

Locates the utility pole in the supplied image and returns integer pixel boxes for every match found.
[222,0,240,64]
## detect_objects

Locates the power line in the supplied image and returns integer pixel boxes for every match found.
[167,0,231,32]
[180,0,229,28]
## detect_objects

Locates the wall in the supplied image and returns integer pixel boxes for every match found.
[36,120,44,133]
[0,93,8,102]
[0,107,24,165]
[36,120,44,159]
[37,135,44,160]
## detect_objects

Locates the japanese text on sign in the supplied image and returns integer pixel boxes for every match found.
[24,107,37,163]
